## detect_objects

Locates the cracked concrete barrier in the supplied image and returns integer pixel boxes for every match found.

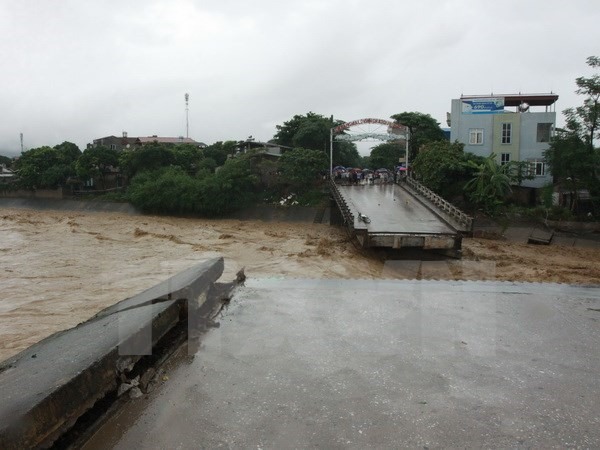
[0,257,224,449]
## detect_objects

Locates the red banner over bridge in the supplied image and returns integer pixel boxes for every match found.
[332,118,407,134]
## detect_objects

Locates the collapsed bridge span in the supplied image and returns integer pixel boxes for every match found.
[329,179,472,253]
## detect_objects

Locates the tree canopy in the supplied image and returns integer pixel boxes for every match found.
[0,155,12,168]
[463,154,516,213]
[118,143,176,178]
[54,141,82,164]
[127,152,260,216]
[368,142,405,170]
[278,148,328,189]
[273,111,361,167]
[76,146,120,189]
[274,112,331,149]
[544,56,600,211]
[411,140,488,201]
[333,140,361,168]
[390,112,446,161]
[15,144,80,189]
[202,141,236,167]
[564,56,600,151]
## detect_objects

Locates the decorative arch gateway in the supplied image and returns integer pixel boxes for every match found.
[329,118,410,173]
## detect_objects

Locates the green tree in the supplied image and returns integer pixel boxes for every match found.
[291,120,330,150]
[119,143,175,178]
[128,167,203,214]
[54,141,82,164]
[274,112,361,167]
[0,155,14,168]
[127,152,261,216]
[369,142,405,170]
[333,140,361,168]
[202,141,235,167]
[390,112,446,161]
[200,154,260,215]
[274,112,333,150]
[563,56,600,152]
[15,146,76,189]
[76,146,120,189]
[545,133,598,210]
[463,153,514,213]
[544,56,600,211]
[412,140,483,195]
[197,157,217,173]
[171,144,204,174]
[278,148,328,189]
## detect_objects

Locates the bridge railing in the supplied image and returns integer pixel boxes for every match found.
[329,179,356,228]
[405,177,473,232]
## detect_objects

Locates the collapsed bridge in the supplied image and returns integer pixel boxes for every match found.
[329,178,473,253]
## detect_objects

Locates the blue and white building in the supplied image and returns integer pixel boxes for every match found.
[449,93,558,188]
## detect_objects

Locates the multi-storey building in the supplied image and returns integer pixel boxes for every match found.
[449,93,558,188]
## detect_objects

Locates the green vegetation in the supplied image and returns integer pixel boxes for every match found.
[390,111,447,161]
[127,153,261,216]
[7,74,597,221]
[545,56,600,213]
[463,154,516,214]
[368,142,405,170]
[15,142,81,189]
[274,112,361,167]
[0,155,13,168]
[411,140,482,196]
[278,148,327,189]
[76,146,120,190]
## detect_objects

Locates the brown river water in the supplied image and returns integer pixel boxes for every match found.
[0,207,384,362]
[2,207,600,363]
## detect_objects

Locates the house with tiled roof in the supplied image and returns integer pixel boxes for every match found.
[88,133,207,151]
[135,135,206,147]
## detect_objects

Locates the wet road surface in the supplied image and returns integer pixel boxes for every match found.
[338,183,455,234]
[83,279,600,449]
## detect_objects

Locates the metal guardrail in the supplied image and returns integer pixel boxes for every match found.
[405,177,473,231]
[329,179,356,228]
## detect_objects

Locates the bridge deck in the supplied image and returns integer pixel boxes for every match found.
[334,183,460,250]
[338,184,455,234]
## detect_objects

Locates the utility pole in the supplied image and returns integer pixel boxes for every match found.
[20,133,24,153]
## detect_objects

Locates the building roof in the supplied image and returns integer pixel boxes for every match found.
[0,165,15,175]
[93,135,137,143]
[137,136,202,145]
[460,93,559,107]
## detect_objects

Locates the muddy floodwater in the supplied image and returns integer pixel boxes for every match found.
[1,207,600,363]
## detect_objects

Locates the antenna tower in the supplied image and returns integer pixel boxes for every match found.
[185,93,189,139]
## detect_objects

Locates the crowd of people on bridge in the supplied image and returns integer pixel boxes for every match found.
[332,166,408,185]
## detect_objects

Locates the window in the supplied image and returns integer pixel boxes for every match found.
[501,123,512,144]
[110,144,117,150]
[469,128,483,145]
[501,153,511,165]
[529,161,546,177]
[537,123,552,142]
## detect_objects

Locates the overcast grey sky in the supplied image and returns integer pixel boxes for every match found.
[1,0,599,156]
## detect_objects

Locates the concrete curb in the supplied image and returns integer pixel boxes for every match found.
[0,258,224,449]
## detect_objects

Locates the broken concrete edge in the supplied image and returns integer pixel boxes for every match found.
[91,257,225,321]
[0,257,227,450]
